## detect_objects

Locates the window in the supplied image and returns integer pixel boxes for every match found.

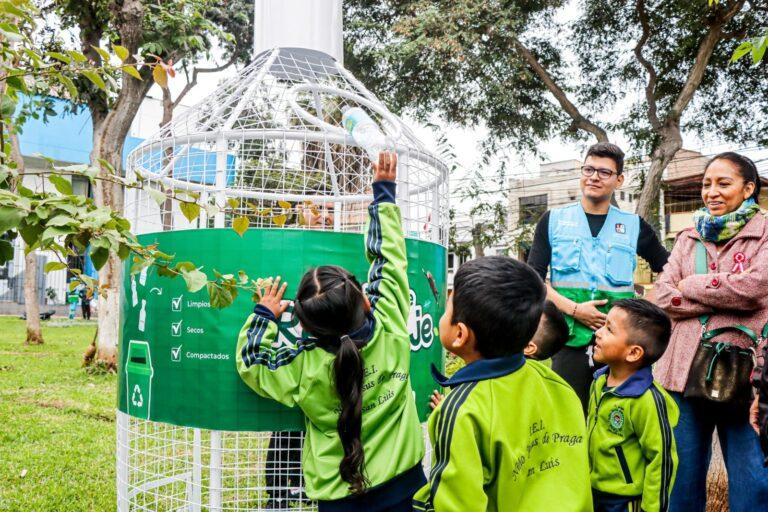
[620,191,625,201]
[519,194,548,225]
[448,253,455,270]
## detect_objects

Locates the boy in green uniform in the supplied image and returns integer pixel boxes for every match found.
[589,299,678,512]
[414,257,592,512]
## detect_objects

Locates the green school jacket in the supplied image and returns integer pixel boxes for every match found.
[236,191,424,502]
[413,358,593,512]
[588,366,679,512]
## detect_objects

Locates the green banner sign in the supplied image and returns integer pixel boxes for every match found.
[118,228,446,431]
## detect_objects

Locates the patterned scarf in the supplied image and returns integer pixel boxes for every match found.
[693,198,760,243]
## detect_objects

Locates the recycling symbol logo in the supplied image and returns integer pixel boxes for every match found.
[131,384,144,408]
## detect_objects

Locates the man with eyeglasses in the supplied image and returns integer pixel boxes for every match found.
[527,142,668,413]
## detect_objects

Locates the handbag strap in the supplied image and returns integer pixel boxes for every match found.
[701,325,759,347]
[695,240,710,327]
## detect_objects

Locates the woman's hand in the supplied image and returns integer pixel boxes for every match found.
[259,276,290,319]
[373,151,397,182]
[750,395,761,434]
[574,299,609,330]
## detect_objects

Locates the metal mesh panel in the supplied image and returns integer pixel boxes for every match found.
[125,48,448,241]
[117,413,434,511]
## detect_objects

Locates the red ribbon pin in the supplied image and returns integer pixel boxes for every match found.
[732,252,746,273]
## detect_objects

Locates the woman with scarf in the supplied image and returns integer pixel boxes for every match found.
[654,152,768,511]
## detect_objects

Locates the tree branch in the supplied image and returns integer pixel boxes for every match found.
[512,38,608,142]
[633,0,661,130]
[670,0,746,120]
[173,54,238,108]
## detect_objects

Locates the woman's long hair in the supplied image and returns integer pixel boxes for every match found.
[293,265,369,494]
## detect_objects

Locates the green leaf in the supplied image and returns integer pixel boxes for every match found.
[41,225,76,243]
[0,94,17,118]
[147,188,166,206]
[68,280,80,292]
[157,264,178,278]
[232,216,249,237]
[181,268,207,293]
[731,42,753,63]
[57,74,78,99]
[47,52,71,64]
[123,65,142,81]
[48,174,73,195]
[0,239,12,264]
[174,261,196,273]
[0,206,24,233]
[44,261,67,273]
[82,70,107,91]
[179,201,200,222]
[238,270,248,284]
[752,43,767,65]
[208,282,235,309]
[66,50,88,63]
[18,223,43,246]
[117,243,131,260]
[91,45,111,62]
[46,215,76,227]
[5,75,26,94]
[227,198,239,209]
[112,44,130,62]
[90,247,109,271]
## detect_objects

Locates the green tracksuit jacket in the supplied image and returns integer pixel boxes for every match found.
[236,183,425,504]
[588,366,679,512]
[413,358,593,512]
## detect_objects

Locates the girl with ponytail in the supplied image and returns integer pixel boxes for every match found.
[237,152,426,512]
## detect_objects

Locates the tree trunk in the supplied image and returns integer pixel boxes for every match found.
[471,224,486,258]
[91,79,152,369]
[7,122,42,344]
[634,127,683,221]
[160,86,174,230]
[23,247,43,345]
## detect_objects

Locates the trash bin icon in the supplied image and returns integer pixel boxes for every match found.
[125,340,153,420]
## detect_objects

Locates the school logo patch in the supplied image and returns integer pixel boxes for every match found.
[608,406,625,434]
[615,223,626,234]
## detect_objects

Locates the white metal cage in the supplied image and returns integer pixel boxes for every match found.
[119,47,446,511]
[125,47,448,241]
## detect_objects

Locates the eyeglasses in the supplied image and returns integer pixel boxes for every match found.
[581,165,619,180]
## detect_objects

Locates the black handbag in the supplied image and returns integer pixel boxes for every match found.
[683,240,759,408]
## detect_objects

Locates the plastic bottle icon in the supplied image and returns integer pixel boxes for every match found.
[341,106,388,161]
[138,300,147,332]
[125,340,153,420]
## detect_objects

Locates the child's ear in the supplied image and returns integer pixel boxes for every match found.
[523,342,538,359]
[626,345,644,364]
[452,322,471,350]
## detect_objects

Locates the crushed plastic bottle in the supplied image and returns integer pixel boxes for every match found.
[341,106,389,161]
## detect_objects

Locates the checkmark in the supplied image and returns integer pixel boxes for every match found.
[171,295,183,312]
[171,345,182,362]
[171,320,183,337]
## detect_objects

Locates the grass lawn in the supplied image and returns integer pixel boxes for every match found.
[0,316,115,511]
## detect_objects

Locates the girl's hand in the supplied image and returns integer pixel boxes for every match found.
[372,151,397,183]
[259,276,290,319]
[429,390,444,410]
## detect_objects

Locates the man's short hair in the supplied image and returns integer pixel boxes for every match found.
[612,298,671,366]
[452,256,546,358]
[585,142,625,175]
[530,300,570,360]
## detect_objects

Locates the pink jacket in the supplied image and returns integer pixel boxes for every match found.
[654,213,768,393]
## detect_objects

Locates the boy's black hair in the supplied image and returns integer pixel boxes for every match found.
[585,142,625,175]
[612,298,671,366]
[706,151,762,202]
[530,300,569,360]
[452,256,546,358]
